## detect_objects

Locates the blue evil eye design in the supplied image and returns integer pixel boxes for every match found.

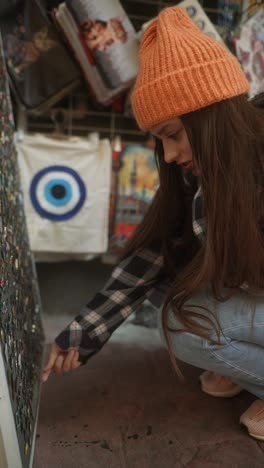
[186,7,197,17]
[30,165,86,221]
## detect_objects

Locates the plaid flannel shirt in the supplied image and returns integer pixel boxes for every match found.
[55,182,206,363]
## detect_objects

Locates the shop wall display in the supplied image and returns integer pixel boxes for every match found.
[26,0,242,140]
[54,0,139,104]
[0,33,44,468]
[0,0,81,110]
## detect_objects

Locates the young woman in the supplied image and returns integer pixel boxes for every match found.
[42,7,264,440]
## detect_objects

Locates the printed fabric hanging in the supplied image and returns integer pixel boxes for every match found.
[17,133,112,255]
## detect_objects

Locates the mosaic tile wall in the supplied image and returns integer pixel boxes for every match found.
[0,34,44,467]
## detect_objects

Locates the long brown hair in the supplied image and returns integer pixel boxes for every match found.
[123,94,264,378]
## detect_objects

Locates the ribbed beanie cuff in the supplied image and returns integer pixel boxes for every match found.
[132,7,249,129]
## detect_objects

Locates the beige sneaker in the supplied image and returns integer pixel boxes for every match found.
[240,400,264,441]
[200,371,242,398]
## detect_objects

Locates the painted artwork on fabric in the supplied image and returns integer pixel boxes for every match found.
[66,0,139,89]
[236,11,264,98]
[18,134,111,255]
[0,1,80,110]
[108,142,158,254]
[242,0,264,19]
[0,34,44,467]
[3,22,59,79]
[30,165,87,222]
[80,17,128,54]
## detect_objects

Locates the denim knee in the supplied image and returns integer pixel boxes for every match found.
[158,309,209,367]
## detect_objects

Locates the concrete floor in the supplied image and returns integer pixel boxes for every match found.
[34,260,264,468]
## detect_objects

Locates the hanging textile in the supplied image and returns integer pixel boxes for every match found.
[236,10,264,98]
[107,140,158,256]
[17,133,112,255]
[53,0,139,104]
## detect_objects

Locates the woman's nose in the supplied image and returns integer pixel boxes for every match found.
[163,141,179,164]
[164,150,178,164]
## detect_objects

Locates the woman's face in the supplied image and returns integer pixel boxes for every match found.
[150,116,199,176]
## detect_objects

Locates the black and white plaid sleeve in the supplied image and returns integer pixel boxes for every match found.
[55,243,165,363]
[192,183,207,243]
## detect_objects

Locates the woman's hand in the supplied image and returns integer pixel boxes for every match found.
[42,342,81,382]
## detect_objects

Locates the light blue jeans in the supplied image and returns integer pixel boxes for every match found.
[158,288,264,398]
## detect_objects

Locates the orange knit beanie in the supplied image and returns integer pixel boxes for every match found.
[131,6,249,129]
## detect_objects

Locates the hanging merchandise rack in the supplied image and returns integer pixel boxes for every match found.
[23,0,247,142]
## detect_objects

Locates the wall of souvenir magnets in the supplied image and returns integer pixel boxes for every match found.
[0,33,44,468]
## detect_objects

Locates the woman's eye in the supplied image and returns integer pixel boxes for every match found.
[169,134,178,140]
[168,130,182,141]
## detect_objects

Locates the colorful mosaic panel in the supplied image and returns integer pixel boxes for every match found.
[0,33,44,467]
